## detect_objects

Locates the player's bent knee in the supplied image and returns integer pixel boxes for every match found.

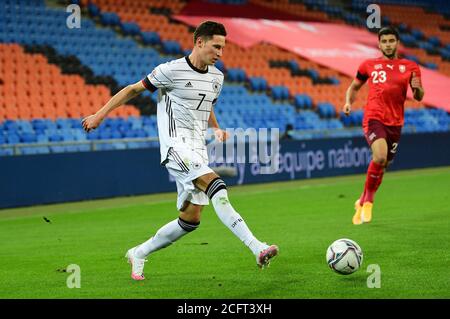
[204,177,227,199]
[179,203,202,225]
[177,217,200,232]
[373,156,387,166]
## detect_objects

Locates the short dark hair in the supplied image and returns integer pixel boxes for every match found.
[193,21,227,44]
[378,26,399,41]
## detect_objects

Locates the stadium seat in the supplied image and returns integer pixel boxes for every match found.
[121,22,141,36]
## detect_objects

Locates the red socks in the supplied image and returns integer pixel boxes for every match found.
[362,161,385,204]
[358,190,366,206]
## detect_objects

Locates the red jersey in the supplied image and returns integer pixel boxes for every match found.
[356,57,421,129]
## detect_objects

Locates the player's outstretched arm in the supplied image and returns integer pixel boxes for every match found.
[82,81,146,132]
[343,79,364,116]
[410,72,424,102]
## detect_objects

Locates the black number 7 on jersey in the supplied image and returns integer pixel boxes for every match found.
[197,93,206,110]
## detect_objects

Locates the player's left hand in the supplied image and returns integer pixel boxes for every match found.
[213,128,230,142]
[410,72,421,90]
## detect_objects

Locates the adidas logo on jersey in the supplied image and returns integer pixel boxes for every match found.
[185,82,193,88]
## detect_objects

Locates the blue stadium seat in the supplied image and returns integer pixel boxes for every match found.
[271,86,289,100]
[404,54,420,64]
[36,134,49,143]
[56,119,71,129]
[294,94,313,109]
[162,41,183,55]
[17,121,34,132]
[98,129,112,140]
[329,77,340,85]
[4,121,19,132]
[121,22,141,36]
[317,103,336,118]
[249,77,267,91]
[48,133,63,142]
[20,133,37,143]
[288,60,300,71]
[307,69,319,82]
[141,31,161,45]
[32,119,48,131]
[339,112,352,127]
[100,12,121,27]
[424,62,438,70]
[215,60,225,72]
[428,36,441,47]
[411,29,424,41]
[400,34,416,47]
[87,3,100,17]
[226,68,246,82]
[6,134,20,144]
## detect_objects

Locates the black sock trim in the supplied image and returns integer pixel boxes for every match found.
[178,217,200,232]
[205,177,221,195]
[205,178,227,199]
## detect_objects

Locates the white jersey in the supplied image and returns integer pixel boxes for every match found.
[142,56,224,164]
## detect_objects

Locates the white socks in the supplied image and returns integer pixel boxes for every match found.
[210,189,266,256]
[134,218,198,259]
[134,184,266,259]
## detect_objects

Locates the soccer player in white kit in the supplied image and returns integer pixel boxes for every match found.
[82,21,278,281]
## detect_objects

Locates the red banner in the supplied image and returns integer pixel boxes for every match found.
[175,16,450,111]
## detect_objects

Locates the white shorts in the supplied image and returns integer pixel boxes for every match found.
[165,146,213,210]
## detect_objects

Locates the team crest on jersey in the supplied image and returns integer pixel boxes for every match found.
[212,78,221,93]
[191,162,201,170]
[374,64,383,70]
[399,65,406,73]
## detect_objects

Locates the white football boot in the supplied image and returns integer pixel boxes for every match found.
[125,246,147,281]
[256,244,279,269]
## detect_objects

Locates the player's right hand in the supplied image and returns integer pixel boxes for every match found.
[82,114,102,132]
[213,128,230,142]
[410,72,421,90]
[343,103,352,116]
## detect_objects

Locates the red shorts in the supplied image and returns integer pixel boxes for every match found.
[364,119,402,162]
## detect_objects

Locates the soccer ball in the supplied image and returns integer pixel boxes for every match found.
[326,238,363,275]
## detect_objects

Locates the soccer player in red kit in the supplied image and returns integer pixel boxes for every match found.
[343,27,425,225]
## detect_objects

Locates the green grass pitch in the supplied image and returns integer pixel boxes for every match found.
[0,166,449,299]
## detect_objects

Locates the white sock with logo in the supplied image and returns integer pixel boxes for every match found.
[210,188,266,256]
